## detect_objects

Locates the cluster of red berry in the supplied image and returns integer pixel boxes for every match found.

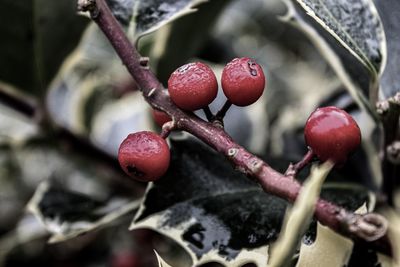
[118,57,361,183]
[118,57,266,182]
[152,57,266,126]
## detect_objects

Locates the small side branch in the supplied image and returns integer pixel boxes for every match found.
[215,100,232,120]
[285,149,314,177]
[160,121,176,139]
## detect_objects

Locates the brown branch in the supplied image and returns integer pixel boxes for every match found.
[377,93,400,206]
[79,0,392,255]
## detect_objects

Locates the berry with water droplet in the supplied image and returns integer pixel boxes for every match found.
[221,57,265,106]
[304,106,361,165]
[118,131,170,181]
[168,62,218,111]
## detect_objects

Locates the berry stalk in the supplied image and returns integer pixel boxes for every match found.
[285,149,314,177]
[215,100,232,121]
[78,0,392,255]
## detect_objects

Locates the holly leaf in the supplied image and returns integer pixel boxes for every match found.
[11,138,142,243]
[129,0,208,40]
[97,0,214,40]
[374,0,400,99]
[282,0,385,119]
[293,0,384,75]
[28,181,140,243]
[130,137,373,266]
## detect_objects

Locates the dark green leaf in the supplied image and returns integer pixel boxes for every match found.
[131,137,372,266]
[5,137,142,243]
[0,0,87,96]
[28,181,140,243]
[130,0,208,40]
[284,0,384,119]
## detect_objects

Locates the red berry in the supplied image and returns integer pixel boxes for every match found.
[118,131,170,182]
[304,106,361,165]
[151,109,171,127]
[221,57,265,106]
[168,62,218,111]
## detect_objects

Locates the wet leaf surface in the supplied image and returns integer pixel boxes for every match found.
[374,0,400,99]
[294,0,384,74]
[285,0,384,118]
[132,137,372,265]
[131,0,208,39]
[28,181,140,243]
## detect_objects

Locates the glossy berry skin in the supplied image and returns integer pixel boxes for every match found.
[304,106,361,165]
[221,57,265,106]
[168,62,218,111]
[118,131,170,182]
[151,109,171,127]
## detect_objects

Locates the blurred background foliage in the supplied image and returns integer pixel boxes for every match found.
[0,0,399,266]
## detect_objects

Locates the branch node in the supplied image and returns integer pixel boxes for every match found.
[343,213,388,242]
[212,120,224,129]
[284,149,314,177]
[390,92,400,105]
[387,141,400,164]
[228,148,238,158]
[160,121,176,139]
[140,57,150,69]
[250,159,263,174]
[77,0,99,17]
[284,163,295,177]
[376,100,390,115]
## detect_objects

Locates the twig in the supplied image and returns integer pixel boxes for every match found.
[79,0,392,255]
[160,121,176,139]
[377,93,400,206]
[285,149,314,177]
[202,106,214,122]
[215,100,232,120]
